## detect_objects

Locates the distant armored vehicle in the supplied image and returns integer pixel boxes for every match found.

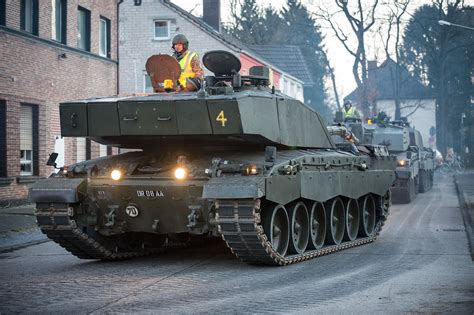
[360,119,434,203]
[29,51,396,265]
[409,128,435,192]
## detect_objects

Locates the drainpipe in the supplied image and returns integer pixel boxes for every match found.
[117,0,124,95]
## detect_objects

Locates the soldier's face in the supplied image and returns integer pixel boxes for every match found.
[174,43,184,53]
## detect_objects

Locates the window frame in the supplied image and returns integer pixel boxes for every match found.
[19,103,39,177]
[153,20,170,40]
[20,0,39,35]
[143,73,154,93]
[77,6,91,51]
[0,0,6,26]
[52,0,67,44]
[20,149,33,176]
[99,15,111,58]
[0,100,6,178]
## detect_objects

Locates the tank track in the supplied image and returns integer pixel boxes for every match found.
[35,203,165,260]
[216,195,390,266]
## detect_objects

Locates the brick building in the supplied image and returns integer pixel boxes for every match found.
[119,0,305,102]
[0,0,118,202]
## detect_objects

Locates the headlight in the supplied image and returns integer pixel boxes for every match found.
[242,164,259,175]
[111,169,122,180]
[174,167,187,180]
[398,160,408,167]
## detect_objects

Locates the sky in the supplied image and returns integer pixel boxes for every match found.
[170,0,430,106]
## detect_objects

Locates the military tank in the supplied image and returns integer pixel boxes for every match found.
[29,51,396,266]
[358,118,435,204]
[409,128,435,193]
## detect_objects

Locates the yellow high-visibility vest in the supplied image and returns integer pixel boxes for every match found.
[178,50,198,87]
[342,106,356,118]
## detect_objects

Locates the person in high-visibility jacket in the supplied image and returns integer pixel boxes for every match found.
[342,100,360,119]
[172,34,203,91]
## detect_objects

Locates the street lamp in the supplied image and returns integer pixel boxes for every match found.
[438,20,474,31]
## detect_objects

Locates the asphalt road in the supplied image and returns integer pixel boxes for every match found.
[0,174,473,314]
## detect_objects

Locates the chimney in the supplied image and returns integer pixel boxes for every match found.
[368,60,377,83]
[368,60,377,71]
[203,0,221,32]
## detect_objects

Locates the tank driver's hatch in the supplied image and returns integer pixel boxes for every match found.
[145,54,181,92]
[202,50,242,76]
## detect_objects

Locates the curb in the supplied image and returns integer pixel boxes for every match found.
[454,177,474,261]
[0,238,50,254]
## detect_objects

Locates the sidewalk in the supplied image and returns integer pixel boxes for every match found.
[454,169,474,260]
[0,203,48,253]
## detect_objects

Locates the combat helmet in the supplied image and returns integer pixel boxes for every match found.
[172,34,189,50]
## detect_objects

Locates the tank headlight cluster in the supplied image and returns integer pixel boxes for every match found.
[174,167,187,180]
[242,164,259,176]
[397,159,409,167]
[111,169,122,181]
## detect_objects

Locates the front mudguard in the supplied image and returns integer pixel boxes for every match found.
[28,177,87,203]
[202,176,265,199]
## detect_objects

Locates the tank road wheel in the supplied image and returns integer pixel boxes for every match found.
[419,170,430,193]
[263,204,290,256]
[418,170,426,193]
[307,201,326,250]
[358,194,376,237]
[325,197,345,245]
[287,201,310,254]
[343,199,360,242]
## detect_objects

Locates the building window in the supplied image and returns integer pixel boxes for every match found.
[154,20,170,40]
[0,100,6,177]
[144,74,153,93]
[52,0,67,44]
[99,16,111,57]
[76,138,85,162]
[20,104,38,176]
[0,0,6,26]
[77,6,91,51]
[76,138,91,162]
[21,0,39,35]
[99,144,107,157]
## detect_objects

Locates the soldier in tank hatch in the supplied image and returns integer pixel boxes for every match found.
[342,99,360,119]
[172,34,204,91]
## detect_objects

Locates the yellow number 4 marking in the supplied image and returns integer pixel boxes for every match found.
[216,110,227,127]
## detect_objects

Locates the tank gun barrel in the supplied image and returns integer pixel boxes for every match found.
[327,125,360,144]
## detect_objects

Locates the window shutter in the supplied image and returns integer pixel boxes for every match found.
[0,100,6,177]
[32,0,39,35]
[0,0,6,26]
[99,144,107,157]
[61,0,67,44]
[86,138,91,160]
[20,0,26,30]
[106,18,111,58]
[32,105,39,175]
[20,106,33,152]
[76,138,86,162]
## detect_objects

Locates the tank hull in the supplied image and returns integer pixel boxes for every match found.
[30,148,396,265]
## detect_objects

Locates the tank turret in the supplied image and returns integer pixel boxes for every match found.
[29,51,396,266]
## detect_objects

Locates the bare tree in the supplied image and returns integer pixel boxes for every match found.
[379,0,410,119]
[321,49,341,110]
[315,0,380,117]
